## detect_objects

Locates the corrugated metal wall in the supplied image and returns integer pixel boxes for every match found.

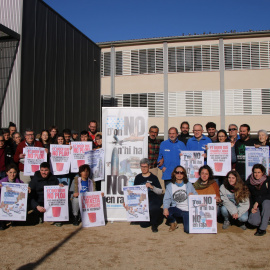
[20,0,101,133]
[0,0,23,129]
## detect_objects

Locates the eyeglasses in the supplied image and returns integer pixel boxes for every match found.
[175,171,184,174]
[229,128,237,131]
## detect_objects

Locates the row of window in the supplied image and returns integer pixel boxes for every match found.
[102,89,270,117]
[101,41,270,76]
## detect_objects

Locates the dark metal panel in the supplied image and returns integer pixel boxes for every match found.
[20,0,100,133]
[54,16,66,131]
[45,8,57,128]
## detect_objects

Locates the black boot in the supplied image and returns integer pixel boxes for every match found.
[254,228,266,236]
[73,215,80,226]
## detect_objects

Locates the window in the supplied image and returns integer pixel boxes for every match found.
[168,44,219,72]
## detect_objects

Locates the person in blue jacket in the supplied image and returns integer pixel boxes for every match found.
[186,124,212,164]
[157,127,186,188]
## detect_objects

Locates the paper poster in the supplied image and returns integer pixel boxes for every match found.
[0,183,28,221]
[79,192,105,227]
[70,142,93,172]
[189,195,217,234]
[24,147,47,176]
[245,146,269,179]
[50,144,71,175]
[207,143,231,176]
[102,107,148,221]
[123,185,150,222]
[85,149,104,181]
[181,151,204,183]
[44,186,69,222]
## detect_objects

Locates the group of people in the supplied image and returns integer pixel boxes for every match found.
[142,121,270,234]
[0,121,102,229]
[0,120,269,237]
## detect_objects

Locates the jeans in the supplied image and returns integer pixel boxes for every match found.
[248,200,270,230]
[221,205,248,222]
[167,206,189,233]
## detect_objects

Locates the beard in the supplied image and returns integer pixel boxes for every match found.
[240,134,248,141]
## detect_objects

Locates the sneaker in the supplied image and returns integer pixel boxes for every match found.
[151,225,158,233]
[239,224,247,230]
[254,229,266,236]
[54,222,63,227]
[222,220,230,229]
[73,216,80,226]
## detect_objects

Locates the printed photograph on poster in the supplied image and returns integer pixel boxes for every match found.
[24,147,47,176]
[85,149,104,181]
[245,146,269,178]
[207,143,231,176]
[50,144,71,175]
[181,151,204,183]
[44,186,69,222]
[189,195,217,234]
[79,192,105,228]
[0,183,28,221]
[103,107,148,221]
[123,185,150,222]
[70,142,92,172]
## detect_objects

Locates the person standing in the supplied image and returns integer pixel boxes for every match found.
[235,124,255,181]
[206,122,217,142]
[88,120,98,146]
[158,127,186,188]
[177,121,192,145]
[14,128,43,183]
[148,125,161,177]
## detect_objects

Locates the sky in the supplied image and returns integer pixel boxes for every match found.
[43,0,270,43]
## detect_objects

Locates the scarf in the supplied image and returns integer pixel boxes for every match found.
[249,173,267,189]
[193,178,216,190]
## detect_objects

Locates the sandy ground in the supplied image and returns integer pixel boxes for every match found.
[1,215,270,270]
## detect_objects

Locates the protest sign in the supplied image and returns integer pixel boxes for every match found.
[44,186,69,222]
[102,107,148,221]
[181,151,204,183]
[245,146,269,178]
[50,144,71,175]
[24,147,47,176]
[70,142,93,172]
[189,194,217,233]
[123,185,150,222]
[0,183,28,221]
[207,143,231,176]
[85,149,104,181]
[79,192,105,227]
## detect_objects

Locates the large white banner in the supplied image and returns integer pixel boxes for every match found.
[102,107,148,221]
[123,185,150,222]
[50,144,71,175]
[85,149,104,181]
[0,183,28,221]
[24,147,47,176]
[181,151,204,183]
[70,142,92,172]
[207,143,231,176]
[245,146,269,178]
[79,192,105,228]
[43,186,69,222]
[189,195,217,234]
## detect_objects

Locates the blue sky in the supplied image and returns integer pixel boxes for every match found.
[43,0,270,43]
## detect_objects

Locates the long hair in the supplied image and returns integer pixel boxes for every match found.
[171,166,188,184]
[224,170,250,204]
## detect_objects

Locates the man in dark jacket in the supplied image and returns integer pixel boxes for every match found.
[29,162,62,223]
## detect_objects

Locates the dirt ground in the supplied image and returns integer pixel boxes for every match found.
[1,214,270,270]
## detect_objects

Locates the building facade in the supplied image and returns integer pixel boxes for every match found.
[99,31,270,136]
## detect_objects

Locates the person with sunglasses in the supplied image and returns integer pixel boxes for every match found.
[228,124,240,146]
[163,166,197,233]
